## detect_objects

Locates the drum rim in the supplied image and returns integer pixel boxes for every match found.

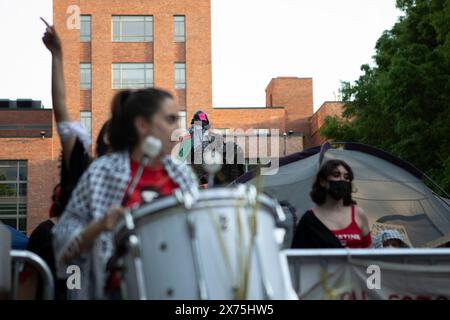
[113,187,278,237]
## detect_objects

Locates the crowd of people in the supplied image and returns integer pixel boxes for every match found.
[13,22,409,300]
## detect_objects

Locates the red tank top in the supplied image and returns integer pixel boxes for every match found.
[125,159,179,208]
[331,206,372,248]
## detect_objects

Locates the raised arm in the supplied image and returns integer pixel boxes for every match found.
[41,18,76,169]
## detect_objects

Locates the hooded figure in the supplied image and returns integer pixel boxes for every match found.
[373,229,410,248]
[188,110,245,185]
[188,110,212,150]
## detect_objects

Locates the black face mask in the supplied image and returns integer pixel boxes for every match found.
[327,180,352,201]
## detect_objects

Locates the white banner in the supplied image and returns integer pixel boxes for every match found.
[286,249,450,300]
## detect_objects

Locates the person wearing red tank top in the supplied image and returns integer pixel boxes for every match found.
[292,159,372,249]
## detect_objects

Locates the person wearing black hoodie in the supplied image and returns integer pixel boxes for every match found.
[188,111,245,185]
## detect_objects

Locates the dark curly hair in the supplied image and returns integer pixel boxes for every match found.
[310,159,356,206]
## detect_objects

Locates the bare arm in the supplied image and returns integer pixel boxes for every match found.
[356,206,371,236]
[41,18,76,169]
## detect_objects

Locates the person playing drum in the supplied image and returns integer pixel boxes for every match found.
[52,88,199,299]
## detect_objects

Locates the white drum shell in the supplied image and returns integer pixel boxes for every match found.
[114,188,291,300]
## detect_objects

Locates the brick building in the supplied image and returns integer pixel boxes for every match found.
[0,100,57,234]
[208,77,312,158]
[0,0,343,234]
[54,0,212,145]
[310,101,344,146]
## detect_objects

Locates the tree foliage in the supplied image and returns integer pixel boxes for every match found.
[320,0,450,194]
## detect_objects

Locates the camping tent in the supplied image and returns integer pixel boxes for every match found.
[234,142,450,247]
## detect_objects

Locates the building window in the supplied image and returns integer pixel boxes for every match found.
[112,16,153,42]
[80,15,91,42]
[174,16,185,42]
[178,111,186,129]
[113,63,154,89]
[0,161,27,233]
[174,63,186,89]
[80,63,91,90]
[80,111,92,136]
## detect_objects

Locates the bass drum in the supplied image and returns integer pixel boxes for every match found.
[113,186,296,300]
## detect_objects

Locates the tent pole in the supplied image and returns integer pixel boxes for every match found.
[423,174,450,204]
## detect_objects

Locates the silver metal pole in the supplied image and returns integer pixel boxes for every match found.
[10,250,55,300]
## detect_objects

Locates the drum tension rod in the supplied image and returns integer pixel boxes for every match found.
[187,215,209,300]
[123,209,148,300]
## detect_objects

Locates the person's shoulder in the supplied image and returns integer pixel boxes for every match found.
[31,219,54,234]
[299,209,315,223]
[28,219,54,245]
[354,205,369,225]
[88,152,127,172]
[354,205,367,217]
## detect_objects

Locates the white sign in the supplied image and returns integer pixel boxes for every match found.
[286,249,450,300]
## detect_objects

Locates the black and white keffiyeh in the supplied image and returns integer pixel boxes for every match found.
[52,151,199,299]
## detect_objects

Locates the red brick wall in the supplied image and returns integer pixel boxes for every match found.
[310,101,344,147]
[0,110,53,138]
[174,43,186,62]
[80,42,91,62]
[80,91,92,111]
[112,43,154,62]
[207,108,286,133]
[222,134,303,160]
[295,118,312,148]
[175,89,186,111]
[285,135,304,155]
[265,77,313,132]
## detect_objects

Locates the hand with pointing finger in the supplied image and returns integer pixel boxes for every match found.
[41,17,62,57]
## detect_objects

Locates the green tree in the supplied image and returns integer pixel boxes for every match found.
[320,0,450,194]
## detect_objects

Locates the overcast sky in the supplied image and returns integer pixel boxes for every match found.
[0,0,402,110]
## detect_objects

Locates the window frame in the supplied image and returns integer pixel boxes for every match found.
[112,63,154,89]
[80,111,92,137]
[174,15,186,42]
[0,160,27,233]
[80,15,91,42]
[80,63,92,90]
[174,63,186,89]
[112,15,153,42]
